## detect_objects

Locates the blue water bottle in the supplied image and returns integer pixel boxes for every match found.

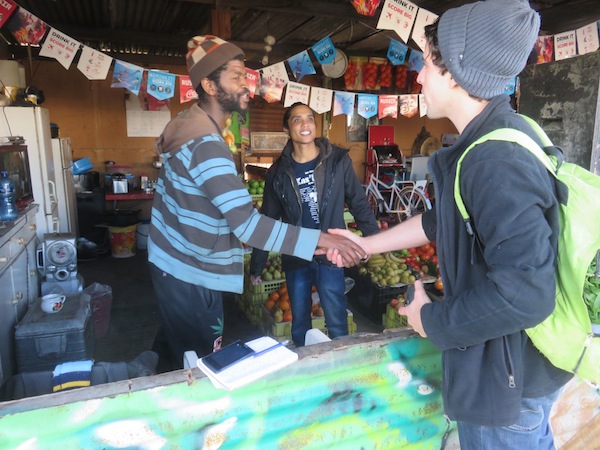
[0,170,18,222]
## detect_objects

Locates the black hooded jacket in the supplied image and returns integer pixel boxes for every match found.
[250,137,379,274]
[421,95,572,426]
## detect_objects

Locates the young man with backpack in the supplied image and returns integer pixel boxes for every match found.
[328,0,573,447]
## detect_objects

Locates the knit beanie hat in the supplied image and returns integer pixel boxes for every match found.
[186,35,245,91]
[437,0,540,99]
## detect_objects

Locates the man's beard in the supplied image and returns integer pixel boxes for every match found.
[216,84,247,116]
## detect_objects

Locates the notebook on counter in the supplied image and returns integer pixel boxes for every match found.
[197,336,298,391]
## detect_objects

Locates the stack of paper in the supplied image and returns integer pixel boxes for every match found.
[197,336,298,390]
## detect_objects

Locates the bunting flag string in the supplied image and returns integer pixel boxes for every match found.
[2,1,599,119]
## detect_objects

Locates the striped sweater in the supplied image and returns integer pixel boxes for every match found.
[148,104,320,294]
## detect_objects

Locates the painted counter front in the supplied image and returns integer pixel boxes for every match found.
[0,330,453,449]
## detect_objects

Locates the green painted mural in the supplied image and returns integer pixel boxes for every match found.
[0,331,453,449]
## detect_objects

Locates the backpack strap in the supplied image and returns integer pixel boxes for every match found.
[519,115,565,169]
[454,122,559,236]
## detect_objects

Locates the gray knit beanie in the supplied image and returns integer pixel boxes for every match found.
[438,0,540,99]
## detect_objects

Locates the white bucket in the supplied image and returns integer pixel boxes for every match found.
[137,220,150,250]
[305,329,331,346]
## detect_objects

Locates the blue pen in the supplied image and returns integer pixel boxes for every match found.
[252,340,290,358]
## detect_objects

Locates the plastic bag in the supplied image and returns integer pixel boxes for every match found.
[82,283,113,339]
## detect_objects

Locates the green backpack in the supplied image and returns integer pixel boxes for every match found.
[454,115,600,386]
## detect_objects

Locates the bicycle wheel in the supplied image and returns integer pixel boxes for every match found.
[365,188,382,218]
[393,187,429,222]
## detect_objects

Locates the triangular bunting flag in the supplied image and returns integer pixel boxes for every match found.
[411,7,438,51]
[554,30,577,60]
[309,87,333,114]
[245,68,260,98]
[39,27,81,70]
[357,94,378,119]
[7,7,48,45]
[147,70,176,101]
[77,45,113,80]
[179,76,198,103]
[576,21,600,55]
[0,0,17,29]
[379,95,398,119]
[287,50,316,82]
[111,60,144,96]
[284,81,310,107]
[399,94,417,118]
[311,37,336,65]
[333,91,355,116]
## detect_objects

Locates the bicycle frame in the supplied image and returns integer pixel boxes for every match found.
[364,174,432,223]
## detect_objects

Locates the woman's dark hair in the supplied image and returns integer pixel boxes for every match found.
[424,19,448,75]
[282,102,313,129]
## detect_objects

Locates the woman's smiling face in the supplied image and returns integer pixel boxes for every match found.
[285,104,316,144]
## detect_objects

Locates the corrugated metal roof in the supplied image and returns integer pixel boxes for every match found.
[3,0,600,69]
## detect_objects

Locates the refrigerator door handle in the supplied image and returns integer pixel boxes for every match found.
[48,179,57,204]
[52,216,60,234]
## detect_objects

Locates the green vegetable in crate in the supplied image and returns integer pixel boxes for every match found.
[261,253,285,281]
[362,252,424,287]
[584,257,600,324]
[245,179,266,195]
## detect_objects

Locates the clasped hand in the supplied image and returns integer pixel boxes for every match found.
[315,231,367,268]
[397,280,430,337]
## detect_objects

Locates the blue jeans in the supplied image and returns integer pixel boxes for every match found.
[286,261,348,347]
[457,386,562,450]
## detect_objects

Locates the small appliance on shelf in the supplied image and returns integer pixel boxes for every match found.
[36,232,84,295]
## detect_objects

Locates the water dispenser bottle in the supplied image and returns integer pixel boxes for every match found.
[0,170,18,222]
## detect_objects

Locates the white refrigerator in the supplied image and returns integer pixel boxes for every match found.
[0,106,59,239]
[51,137,78,235]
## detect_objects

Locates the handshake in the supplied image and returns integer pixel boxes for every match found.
[316,228,368,268]
[250,228,368,286]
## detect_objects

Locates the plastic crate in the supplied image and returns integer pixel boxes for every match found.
[311,316,326,330]
[260,305,292,338]
[244,276,285,295]
[343,210,355,226]
[260,305,338,341]
[382,314,408,330]
[346,268,406,324]
[383,304,408,329]
[238,299,263,327]
[242,291,269,305]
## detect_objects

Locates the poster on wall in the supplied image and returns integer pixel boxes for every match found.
[125,92,170,137]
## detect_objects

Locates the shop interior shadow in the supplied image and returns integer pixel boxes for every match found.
[77,245,383,374]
